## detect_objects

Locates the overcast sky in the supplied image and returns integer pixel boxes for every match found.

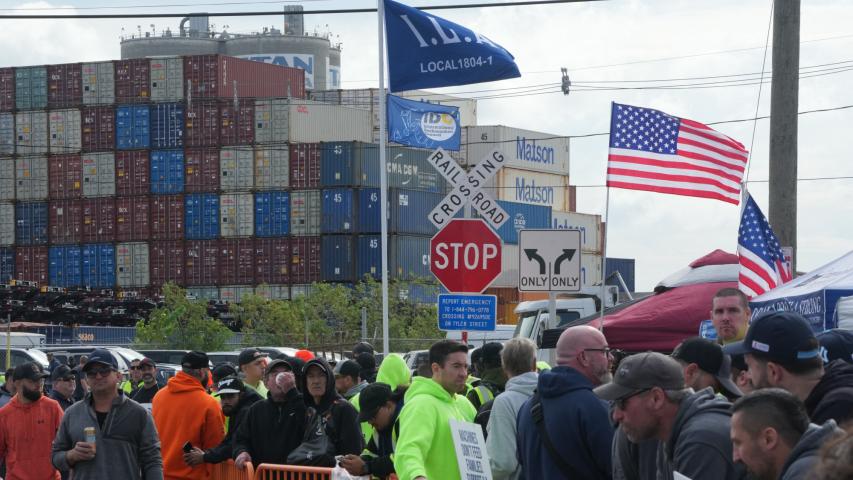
[2,0,851,291]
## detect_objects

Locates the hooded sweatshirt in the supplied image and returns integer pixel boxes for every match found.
[486,371,537,480]
[152,371,225,480]
[233,384,306,465]
[352,354,412,443]
[0,395,64,480]
[780,420,842,480]
[203,388,262,464]
[804,360,853,427]
[656,388,744,480]
[516,366,613,480]
[393,376,476,480]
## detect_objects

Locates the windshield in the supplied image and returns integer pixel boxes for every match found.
[538,310,583,328]
[27,348,49,365]
[514,311,539,339]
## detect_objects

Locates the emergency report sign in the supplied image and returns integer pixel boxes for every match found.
[438,294,497,331]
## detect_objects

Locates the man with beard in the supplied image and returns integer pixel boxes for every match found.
[711,288,751,345]
[130,358,161,409]
[0,362,64,479]
[49,365,77,411]
[516,325,615,479]
[121,358,145,396]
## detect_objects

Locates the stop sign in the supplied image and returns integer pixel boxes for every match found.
[430,219,502,293]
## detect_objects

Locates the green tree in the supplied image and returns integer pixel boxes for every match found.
[135,283,232,351]
[230,291,303,346]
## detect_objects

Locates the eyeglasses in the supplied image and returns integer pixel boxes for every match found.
[613,388,652,410]
[584,347,616,355]
[129,366,142,371]
[85,368,115,379]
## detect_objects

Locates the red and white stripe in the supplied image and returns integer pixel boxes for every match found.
[738,245,792,297]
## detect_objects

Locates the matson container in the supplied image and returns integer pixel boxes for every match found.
[219,147,253,191]
[0,113,13,155]
[114,59,150,103]
[185,240,219,286]
[581,253,603,288]
[183,55,305,100]
[321,188,381,234]
[0,247,13,282]
[254,284,289,301]
[0,69,13,112]
[49,199,83,244]
[288,101,372,143]
[47,63,83,109]
[551,210,602,254]
[16,156,49,200]
[388,189,445,236]
[390,235,431,280]
[219,99,254,146]
[150,149,184,194]
[116,196,150,242]
[0,159,12,200]
[149,57,184,102]
[254,147,289,190]
[82,152,116,197]
[82,244,116,288]
[15,66,48,110]
[254,191,289,237]
[254,237,289,285]
[150,103,184,149]
[82,197,116,243]
[185,193,219,240]
[290,190,320,236]
[218,238,255,285]
[16,246,48,284]
[0,202,13,245]
[49,245,82,287]
[15,111,49,155]
[289,143,320,188]
[463,125,569,175]
[220,193,253,237]
[81,106,116,152]
[184,148,219,192]
[493,168,569,210]
[150,240,185,286]
[82,62,115,105]
[254,99,288,144]
[48,155,82,199]
[290,236,320,284]
[116,105,150,150]
[184,101,219,148]
[321,235,353,282]
[115,150,149,196]
[151,195,184,240]
[116,242,150,287]
[15,202,48,245]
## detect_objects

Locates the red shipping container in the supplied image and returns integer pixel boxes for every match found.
[254,237,290,285]
[81,106,116,152]
[150,240,185,286]
[218,99,255,146]
[115,150,149,196]
[0,68,14,112]
[289,143,321,188]
[218,238,255,285]
[48,199,83,244]
[47,63,83,109]
[16,246,49,284]
[185,240,219,286]
[114,59,150,103]
[290,236,321,284]
[151,194,184,240]
[183,54,305,100]
[116,196,150,242]
[82,197,116,243]
[184,148,219,192]
[48,155,83,199]
[184,101,219,147]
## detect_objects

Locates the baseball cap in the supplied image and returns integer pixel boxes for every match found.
[139,357,156,369]
[481,342,503,368]
[181,351,209,369]
[212,363,238,383]
[817,329,853,365]
[723,311,821,366]
[594,352,686,401]
[50,364,76,382]
[358,383,393,422]
[334,360,361,379]
[352,342,374,357]
[13,362,49,382]
[83,349,119,372]
[672,337,742,398]
[239,348,269,366]
[265,358,293,377]
[216,376,245,395]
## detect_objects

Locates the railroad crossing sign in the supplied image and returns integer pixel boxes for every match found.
[431,218,503,293]
[426,148,509,230]
[518,229,582,292]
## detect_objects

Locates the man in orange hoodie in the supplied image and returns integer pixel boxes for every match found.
[0,361,64,480]
[153,351,225,480]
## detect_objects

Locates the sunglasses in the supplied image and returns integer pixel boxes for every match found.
[85,368,115,379]
[129,366,142,371]
[613,388,652,410]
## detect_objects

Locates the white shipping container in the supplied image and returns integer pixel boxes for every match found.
[116,242,150,287]
[254,147,289,189]
[15,156,48,200]
[581,253,603,288]
[49,109,82,154]
[220,147,254,191]
[494,168,570,210]
[0,158,14,201]
[492,244,520,288]
[290,284,315,298]
[15,111,49,155]
[0,113,14,155]
[0,202,14,245]
[187,286,219,301]
[463,125,570,175]
[551,210,602,254]
[288,100,372,143]
[220,193,254,237]
[82,62,115,105]
[254,99,289,144]
[219,286,254,303]
[290,190,321,236]
[150,57,184,102]
[255,284,290,300]
[82,152,116,197]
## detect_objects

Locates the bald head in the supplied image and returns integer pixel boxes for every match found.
[555,326,613,385]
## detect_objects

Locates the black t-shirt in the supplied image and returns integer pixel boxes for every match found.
[130,384,160,405]
[96,410,108,430]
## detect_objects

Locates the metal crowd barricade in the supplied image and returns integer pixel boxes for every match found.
[210,459,254,480]
[254,464,333,480]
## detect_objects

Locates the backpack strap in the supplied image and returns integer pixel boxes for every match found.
[530,392,582,478]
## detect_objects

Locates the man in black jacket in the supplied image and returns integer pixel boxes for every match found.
[340,383,405,479]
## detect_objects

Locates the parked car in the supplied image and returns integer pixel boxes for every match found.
[1,348,49,370]
[206,351,240,367]
[37,345,144,372]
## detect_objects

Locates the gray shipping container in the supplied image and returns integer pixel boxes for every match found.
[290,190,320,236]
[116,242,150,287]
[220,193,254,237]
[187,286,219,301]
[254,99,289,144]
[219,286,254,303]
[255,284,290,300]
[254,147,289,189]
[82,62,115,105]
[16,156,48,200]
[289,101,372,143]
[0,202,13,245]
[150,57,184,102]
[0,113,13,155]
[15,111,49,155]
[49,109,82,154]
[220,147,254,191]
[82,152,116,197]
[0,159,14,200]
[290,284,315,298]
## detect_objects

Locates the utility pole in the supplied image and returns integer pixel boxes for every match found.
[769,0,800,273]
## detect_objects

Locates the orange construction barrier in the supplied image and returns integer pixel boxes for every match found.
[210,459,254,480]
[254,463,333,480]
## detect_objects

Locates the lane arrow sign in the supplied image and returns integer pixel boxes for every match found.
[524,249,546,274]
[554,249,577,274]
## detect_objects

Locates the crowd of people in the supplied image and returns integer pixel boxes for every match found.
[0,287,851,479]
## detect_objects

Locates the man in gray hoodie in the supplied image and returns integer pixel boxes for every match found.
[731,388,842,480]
[486,338,538,480]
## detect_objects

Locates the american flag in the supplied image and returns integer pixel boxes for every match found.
[738,192,792,297]
[607,102,749,205]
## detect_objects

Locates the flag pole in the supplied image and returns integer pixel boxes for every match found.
[378,0,391,356]
[598,186,610,331]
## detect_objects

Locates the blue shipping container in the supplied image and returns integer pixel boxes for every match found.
[82,244,116,288]
[0,248,13,282]
[150,103,184,149]
[488,200,552,245]
[395,282,440,305]
[388,189,445,236]
[390,235,431,280]
[321,188,381,234]
[356,235,381,281]
[185,194,219,239]
[321,235,354,282]
[116,105,151,150]
[150,149,185,194]
[606,257,636,292]
[15,202,49,245]
[49,245,83,287]
[254,191,290,237]
[320,142,380,187]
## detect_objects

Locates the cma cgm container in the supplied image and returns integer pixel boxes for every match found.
[220,193,253,237]
[220,147,253,191]
[116,196,150,242]
[254,237,289,284]
[254,99,288,144]
[151,195,184,239]
[0,247,13,281]
[487,200,551,245]
[0,203,13,245]
[0,69,13,112]
[81,106,116,152]
[115,150,149,196]
[254,147,289,190]
[16,202,48,245]
[15,66,48,110]
[183,55,305,100]
[49,245,82,287]
[48,155,82,199]
[82,62,115,105]
[114,59,150,103]
[321,235,353,282]
[320,142,451,192]
[16,156,49,200]
[149,57,183,102]
[150,149,184,194]
[321,188,381,234]
[0,159,12,200]
[184,101,219,148]
[185,193,219,240]
[185,239,219,286]
[0,113,13,155]
[15,111,49,155]
[116,105,150,150]
[219,99,254,146]
[254,191,289,237]
[48,109,82,154]
[82,197,116,243]
[48,199,83,244]
[150,103,184,149]
[116,242,150,287]
[82,244,115,288]
[16,246,48,284]
[47,63,83,109]
[82,152,116,197]
[290,236,320,284]
[218,238,255,285]
[388,189,445,236]
[552,210,602,254]
[184,148,219,192]
[290,190,320,236]
[150,240,185,286]
[290,144,320,189]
